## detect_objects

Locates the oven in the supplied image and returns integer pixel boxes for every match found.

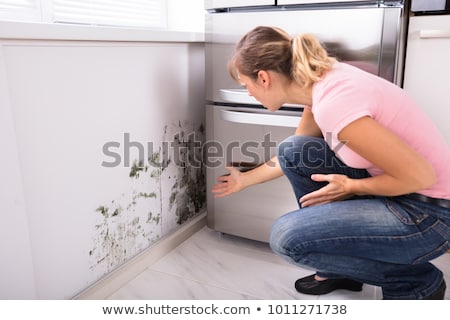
[205,0,409,242]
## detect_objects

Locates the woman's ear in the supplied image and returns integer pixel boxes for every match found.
[257,70,270,88]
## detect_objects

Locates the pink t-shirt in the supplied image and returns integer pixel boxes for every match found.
[310,62,450,199]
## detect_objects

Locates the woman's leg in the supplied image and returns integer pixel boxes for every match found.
[270,197,449,299]
[277,135,368,282]
[273,135,449,299]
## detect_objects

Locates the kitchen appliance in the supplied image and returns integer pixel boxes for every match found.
[205,0,409,242]
[411,0,450,14]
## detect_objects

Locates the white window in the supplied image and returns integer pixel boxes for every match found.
[50,0,166,28]
[0,0,167,28]
[0,0,41,22]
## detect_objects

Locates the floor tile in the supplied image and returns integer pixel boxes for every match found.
[108,269,257,300]
[108,226,450,300]
[148,227,316,300]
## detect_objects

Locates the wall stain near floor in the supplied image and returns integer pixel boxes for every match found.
[89,121,205,277]
[165,121,206,225]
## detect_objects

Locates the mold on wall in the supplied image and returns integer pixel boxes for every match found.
[89,120,205,276]
[2,39,205,298]
[161,121,206,234]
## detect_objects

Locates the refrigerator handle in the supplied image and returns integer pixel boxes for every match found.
[420,30,450,39]
[220,109,301,128]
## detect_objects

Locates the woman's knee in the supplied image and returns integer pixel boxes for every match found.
[277,135,318,156]
[277,135,328,169]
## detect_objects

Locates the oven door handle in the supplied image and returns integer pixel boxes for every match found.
[220,109,301,128]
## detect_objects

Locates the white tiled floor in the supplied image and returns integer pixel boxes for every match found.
[108,226,450,300]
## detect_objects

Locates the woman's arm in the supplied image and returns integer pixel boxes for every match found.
[212,108,322,198]
[340,116,436,196]
[299,116,436,207]
[295,108,323,137]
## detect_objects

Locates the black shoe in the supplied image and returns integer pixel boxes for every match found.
[425,280,446,300]
[295,274,363,295]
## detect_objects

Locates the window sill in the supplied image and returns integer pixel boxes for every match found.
[0,21,205,43]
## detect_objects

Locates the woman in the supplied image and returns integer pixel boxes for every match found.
[212,26,449,300]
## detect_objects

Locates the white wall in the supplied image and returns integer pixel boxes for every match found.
[167,0,206,32]
[0,47,37,299]
[0,38,205,299]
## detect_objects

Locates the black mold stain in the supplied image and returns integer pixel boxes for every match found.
[90,121,205,275]
[165,124,206,225]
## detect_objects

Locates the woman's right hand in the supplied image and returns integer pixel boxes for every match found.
[211,166,246,198]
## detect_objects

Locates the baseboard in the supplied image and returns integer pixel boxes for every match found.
[73,212,207,300]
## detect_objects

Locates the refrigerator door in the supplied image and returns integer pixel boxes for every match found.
[205,0,275,10]
[206,7,402,103]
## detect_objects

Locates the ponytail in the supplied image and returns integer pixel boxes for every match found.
[290,34,336,87]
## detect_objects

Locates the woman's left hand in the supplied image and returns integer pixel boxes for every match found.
[299,174,354,207]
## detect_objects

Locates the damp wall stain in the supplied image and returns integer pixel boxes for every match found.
[89,121,205,276]
[165,121,206,225]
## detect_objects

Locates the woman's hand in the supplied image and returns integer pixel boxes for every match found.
[212,166,247,198]
[299,174,354,207]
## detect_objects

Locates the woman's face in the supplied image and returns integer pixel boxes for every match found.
[237,71,283,112]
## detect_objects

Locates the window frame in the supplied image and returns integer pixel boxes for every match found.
[0,0,168,29]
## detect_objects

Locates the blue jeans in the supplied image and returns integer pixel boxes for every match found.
[270,135,450,299]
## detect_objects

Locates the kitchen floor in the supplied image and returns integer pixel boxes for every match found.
[108,226,450,300]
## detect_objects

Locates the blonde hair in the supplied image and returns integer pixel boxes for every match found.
[228,26,335,88]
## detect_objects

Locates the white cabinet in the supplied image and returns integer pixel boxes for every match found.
[403,15,450,145]
[0,40,205,299]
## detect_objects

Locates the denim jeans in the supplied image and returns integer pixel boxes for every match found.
[270,135,450,299]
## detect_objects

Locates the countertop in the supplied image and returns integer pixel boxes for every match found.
[0,21,205,43]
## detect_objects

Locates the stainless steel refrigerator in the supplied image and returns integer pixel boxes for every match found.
[205,0,409,242]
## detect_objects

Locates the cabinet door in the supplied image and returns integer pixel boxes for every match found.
[403,15,450,145]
